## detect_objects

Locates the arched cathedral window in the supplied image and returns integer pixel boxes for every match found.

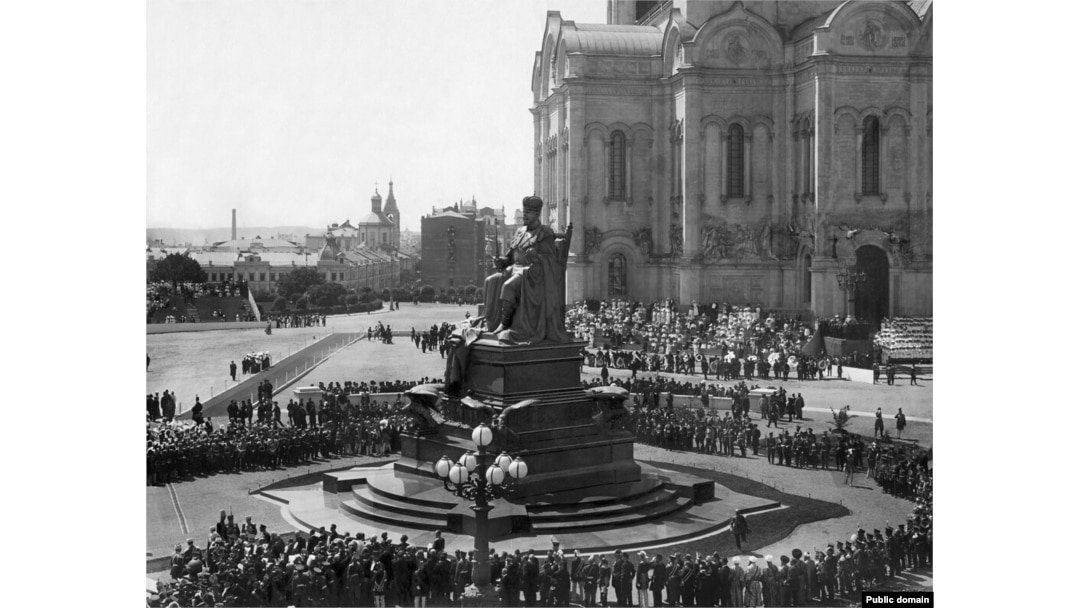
[609,131,627,201]
[862,116,881,195]
[727,124,745,198]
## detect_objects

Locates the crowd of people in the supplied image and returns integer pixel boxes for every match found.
[873,318,933,363]
[151,508,931,608]
[567,300,815,357]
[410,323,457,357]
[368,322,396,344]
[237,352,271,376]
[147,280,251,321]
[146,390,415,486]
[266,313,327,329]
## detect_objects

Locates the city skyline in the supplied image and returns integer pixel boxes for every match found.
[147,0,608,232]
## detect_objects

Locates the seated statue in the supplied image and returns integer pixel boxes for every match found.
[477,195,575,344]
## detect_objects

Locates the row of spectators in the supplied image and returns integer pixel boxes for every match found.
[152,512,930,608]
[565,300,818,373]
[873,317,933,363]
[146,398,414,486]
[585,347,840,383]
[267,313,326,328]
[317,378,440,397]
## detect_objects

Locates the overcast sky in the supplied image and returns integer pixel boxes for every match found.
[147,0,609,231]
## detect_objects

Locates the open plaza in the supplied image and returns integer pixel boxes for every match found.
[146,303,931,607]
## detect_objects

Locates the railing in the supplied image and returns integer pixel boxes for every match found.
[189,332,363,418]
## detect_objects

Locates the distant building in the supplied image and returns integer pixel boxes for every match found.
[419,199,510,292]
[150,181,417,299]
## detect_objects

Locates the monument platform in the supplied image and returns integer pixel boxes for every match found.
[257,462,782,554]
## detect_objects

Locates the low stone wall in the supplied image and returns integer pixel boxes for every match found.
[147,321,264,334]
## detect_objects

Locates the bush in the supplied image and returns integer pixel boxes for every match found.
[295,296,309,310]
[359,292,374,304]
[464,284,478,296]
[271,296,289,312]
[345,294,359,307]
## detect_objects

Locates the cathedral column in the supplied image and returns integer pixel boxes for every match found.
[678,84,703,305]
[565,91,587,302]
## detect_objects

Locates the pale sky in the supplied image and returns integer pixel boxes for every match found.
[147,0,609,231]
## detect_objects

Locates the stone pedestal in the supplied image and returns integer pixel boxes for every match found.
[398,339,642,497]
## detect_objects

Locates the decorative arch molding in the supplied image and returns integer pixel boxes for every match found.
[688,2,784,70]
[661,8,697,77]
[598,231,646,265]
[628,123,654,146]
[883,106,913,128]
[553,40,567,85]
[583,122,610,144]
[817,0,923,58]
[540,33,556,99]
[596,238,642,300]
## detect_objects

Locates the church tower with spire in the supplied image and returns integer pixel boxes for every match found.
[383,179,401,251]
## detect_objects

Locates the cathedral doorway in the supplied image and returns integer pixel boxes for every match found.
[854,245,889,328]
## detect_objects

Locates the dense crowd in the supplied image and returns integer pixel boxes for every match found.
[873,318,933,363]
[267,313,327,329]
[146,395,413,486]
[566,300,815,359]
[150,509,931,608]
[147,280,250,319]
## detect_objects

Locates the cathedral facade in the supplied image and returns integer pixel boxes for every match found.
[532,0,932,324]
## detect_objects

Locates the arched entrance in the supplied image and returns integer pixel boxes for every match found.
[854,245,889,327]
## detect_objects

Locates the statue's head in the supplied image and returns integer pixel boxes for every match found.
[522,196,544,227]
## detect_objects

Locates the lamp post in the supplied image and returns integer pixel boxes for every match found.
[836,266,866,318]
[433,422,528,588]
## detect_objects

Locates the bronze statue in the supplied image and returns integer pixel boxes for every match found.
[477,195,574,344]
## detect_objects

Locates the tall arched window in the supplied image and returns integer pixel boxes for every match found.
[862,116,881,195]
[609,131,626,200]
[727,124,745,198]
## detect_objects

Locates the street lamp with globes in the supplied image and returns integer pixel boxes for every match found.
[432,422,528,588]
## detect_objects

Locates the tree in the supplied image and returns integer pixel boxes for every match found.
[150,253,207,287]
[271,296,289,312]
[277,267,324,301]
[308,282,347,308]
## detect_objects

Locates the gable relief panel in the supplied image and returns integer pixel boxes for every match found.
[700,25,776,70]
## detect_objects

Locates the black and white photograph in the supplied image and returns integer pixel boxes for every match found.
[137,1,942,606]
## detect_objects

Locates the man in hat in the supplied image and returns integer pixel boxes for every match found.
[745,556,763,607]
[732,510,750,552]
[478,195,574,344]
[634,552,651,608]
